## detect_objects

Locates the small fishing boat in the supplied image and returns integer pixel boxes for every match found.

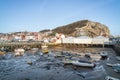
[41,45,48,48]
[112,64,120,73]
[91,54,101,61]
[42,48,49,54]
[116,56,120,61]
[106,63,120,73]
[85,53,91,58]
[31,48,39,53]
[72,60,95,68]
[100,51,108,58]
[105,76,119,80]
[106,63,114,67]
[41,45,49,54]
[63,59,73,65]
[14,48,25,56]
[0,51,5,55]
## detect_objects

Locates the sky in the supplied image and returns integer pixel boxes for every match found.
[0,0,120,36]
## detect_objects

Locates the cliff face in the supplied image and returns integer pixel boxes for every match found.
[53,20,110,37]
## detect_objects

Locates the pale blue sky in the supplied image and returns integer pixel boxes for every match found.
[0,0,120,35]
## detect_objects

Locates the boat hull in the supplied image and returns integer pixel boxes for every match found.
[42,49,49,54]
[72,61,95,67]
[0,51,5,55]
[14,48,25,56]
[41,45,49,54]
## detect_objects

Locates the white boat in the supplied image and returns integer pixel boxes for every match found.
[85,53,101,61]
[91,54,101,61]
[106,63,120,73]
[63,59,73,65]
[72,60,95,67]
[106,63,114,67]
[112,64,120,73]
[31,48,39,53]
[100,51,108,58]
[105,76,119,80]
[14,48,25,56]
[116,56,120,61]
[41,45,49,54]
[41,45,48,48]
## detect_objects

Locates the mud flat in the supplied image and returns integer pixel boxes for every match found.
[0,48,120,80]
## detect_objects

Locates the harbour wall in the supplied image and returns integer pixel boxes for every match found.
[0,42,42,51]
[0,42,114,52]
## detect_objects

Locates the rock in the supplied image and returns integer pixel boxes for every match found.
[27,61,33,65]
[44,65,50,70]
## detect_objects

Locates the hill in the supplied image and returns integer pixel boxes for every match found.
[52,20,110,37]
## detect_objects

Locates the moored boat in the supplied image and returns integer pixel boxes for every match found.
[31,48,39,53]
[42,48,49,54]
[112,64,120,73]
[106,63,120,73]
[41,45,48,49]
[63,59,73,65]
[116,56,120,61]
[72,60,95,68]
[0,51,5,55]
[41,42,49,53]
[105,76,119,80]
[41,45,49,54]
[100,51,108,59]
[14,48,25,56]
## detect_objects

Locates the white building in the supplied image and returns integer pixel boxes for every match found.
[11,35,22,41]
[51,33,65,44]
[62,37,75,44]
[92,36,109,44]
[62,35,110,45]
[74,36,92,44]
[25,35,35,41]
[43,38,49,43]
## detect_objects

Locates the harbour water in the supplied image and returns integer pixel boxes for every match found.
[0,48,120,80]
